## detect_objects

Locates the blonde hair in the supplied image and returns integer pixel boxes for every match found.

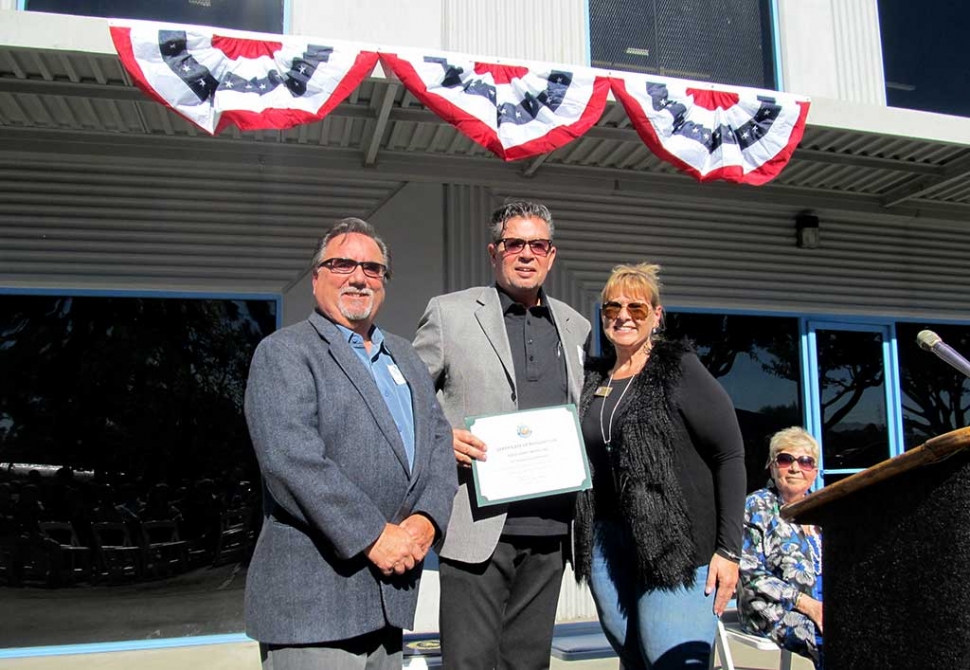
[767,426,820,466]
[601,262,663,306]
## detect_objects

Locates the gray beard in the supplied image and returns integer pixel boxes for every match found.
[339,303,373,322]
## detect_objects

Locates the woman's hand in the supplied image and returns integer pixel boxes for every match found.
[795,593,824,633]
[705,553,739,616]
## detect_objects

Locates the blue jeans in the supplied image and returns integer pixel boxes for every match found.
[589,521,717,670]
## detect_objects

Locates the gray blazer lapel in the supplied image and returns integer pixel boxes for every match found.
[474,287,516,394]
[548,300,584,403]
[309,313,411,474]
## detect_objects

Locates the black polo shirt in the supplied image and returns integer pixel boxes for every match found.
[497,286,573,537]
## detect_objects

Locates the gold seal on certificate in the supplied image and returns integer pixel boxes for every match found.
[466,404,592,507]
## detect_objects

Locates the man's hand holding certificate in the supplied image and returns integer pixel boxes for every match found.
[466,404,591,506]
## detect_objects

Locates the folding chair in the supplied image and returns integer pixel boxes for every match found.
[711,609,793,670]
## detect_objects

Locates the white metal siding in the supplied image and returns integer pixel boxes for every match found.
[462,187,970,324]
[0,154,404,295]
[832,0,887,105]
[442,0,589,64]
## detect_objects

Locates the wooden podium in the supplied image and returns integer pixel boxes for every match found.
[782,427,970,669]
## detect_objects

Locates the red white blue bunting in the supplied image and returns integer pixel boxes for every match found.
[380,53,610,161]
[109,21,810,183]
[109,21,378,134]
[610,73,810,185]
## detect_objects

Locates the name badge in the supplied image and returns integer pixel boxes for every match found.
[387,363,407,385]
[594,386,612,397]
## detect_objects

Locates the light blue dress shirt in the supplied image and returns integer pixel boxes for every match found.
[336,323,416,471]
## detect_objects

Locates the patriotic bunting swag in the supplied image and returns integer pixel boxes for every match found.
[610,73,810,185]
[110,21,810,184]
[379,53,609,161]
[109,22,378,134]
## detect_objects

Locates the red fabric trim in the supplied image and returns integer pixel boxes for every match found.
[685,88,740,111]
[109,26,203,128]
[502,75,610,161]
[216,51,379,133]
[741,99,811,186]
[210,34,283,60]
[610,78,809,185]
[473,63,529,84]
[382,53,608,161]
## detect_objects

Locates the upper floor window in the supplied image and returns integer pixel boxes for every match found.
[588,0,777,89]
[879,1,970,118]
[24,0,285,34]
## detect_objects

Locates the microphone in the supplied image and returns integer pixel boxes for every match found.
[917,330,970,380]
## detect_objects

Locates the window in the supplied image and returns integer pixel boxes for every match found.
[664,312,802,492]
[0,294,276,648]
[879,1,970,117]
[896,323,970,450]
[588,0,777,89]
[24,0,285,34]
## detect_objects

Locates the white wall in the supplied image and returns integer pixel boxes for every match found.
[370,181,445,337]
[289,0,444,49]
[279,181,445,335]
[778,0,886,104]
[289,0,589,64]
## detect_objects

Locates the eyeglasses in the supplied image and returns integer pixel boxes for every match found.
[774,453,817,471]
[601,301,652,321]
[497,238,553,256]
[317,258,388,279]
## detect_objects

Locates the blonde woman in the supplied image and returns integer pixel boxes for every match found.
[573,262,746,669]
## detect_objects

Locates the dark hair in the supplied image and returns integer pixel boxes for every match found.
[311,217,391,279]
[488,201,554,243]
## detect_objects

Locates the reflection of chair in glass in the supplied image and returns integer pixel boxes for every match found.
[91,522,143,582]
[38,521,92,584]
[141,520,189,577]
[212,507,251,566]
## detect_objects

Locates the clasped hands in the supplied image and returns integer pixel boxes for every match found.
[365,514,435,577]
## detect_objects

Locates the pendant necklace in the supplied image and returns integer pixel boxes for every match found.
[599,373,634,449]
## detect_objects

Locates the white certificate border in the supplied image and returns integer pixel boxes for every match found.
[467,403,592,507]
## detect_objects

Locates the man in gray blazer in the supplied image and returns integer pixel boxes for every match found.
[414,202,591,669]
[245,218,457,670]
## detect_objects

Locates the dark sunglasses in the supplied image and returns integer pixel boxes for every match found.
[318,258,388,279]
[601,301,652,321]
[775,452,817,471]
[498,238,553,256]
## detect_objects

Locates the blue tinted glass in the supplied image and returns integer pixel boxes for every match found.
[664,313,802,492]
[0,295,276,647]
[896,322,970,450]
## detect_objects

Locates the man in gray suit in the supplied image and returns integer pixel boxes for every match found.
[414,201,591,669]
[245,218,457,670]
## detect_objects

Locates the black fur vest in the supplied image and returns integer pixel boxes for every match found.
[574,338,697,590]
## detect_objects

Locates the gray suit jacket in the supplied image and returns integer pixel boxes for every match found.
[244,311,457,644]
[413,286,590,564]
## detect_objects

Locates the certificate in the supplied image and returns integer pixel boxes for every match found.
[466,404,591,507]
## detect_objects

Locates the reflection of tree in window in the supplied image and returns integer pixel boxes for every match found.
[665,313,801,491]
[897,323,970,449]
[0,297,275,479]
[816,331,887,471]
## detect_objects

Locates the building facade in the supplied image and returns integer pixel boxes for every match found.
[1,0,968,664]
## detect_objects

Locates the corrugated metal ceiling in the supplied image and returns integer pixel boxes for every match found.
[3,46,970,215]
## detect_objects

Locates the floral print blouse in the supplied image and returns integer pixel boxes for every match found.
[738,484,822,666]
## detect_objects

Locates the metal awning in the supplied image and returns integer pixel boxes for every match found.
[2,41,970,221]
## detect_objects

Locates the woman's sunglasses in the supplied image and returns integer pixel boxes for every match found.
[774,452,817,471]
[601,301,652,321]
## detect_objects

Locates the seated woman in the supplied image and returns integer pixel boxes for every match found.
[738,426,824,669]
